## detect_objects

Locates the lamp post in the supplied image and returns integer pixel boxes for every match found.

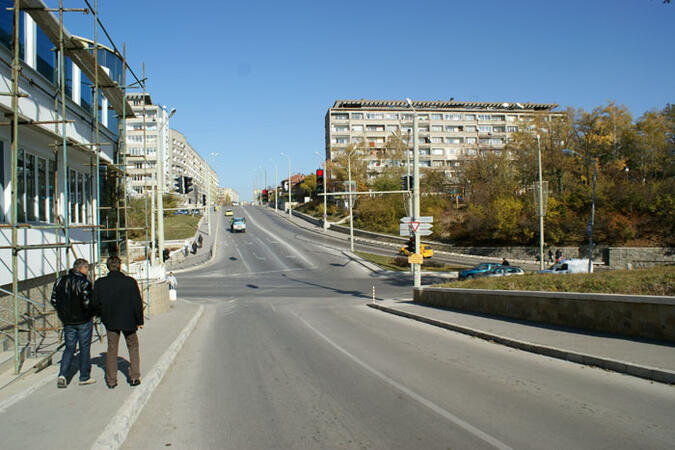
[563,148,596,273]
[406,98,421,288]
[346,147,356,251]
[280,152,291,217]
[314,151,328,230]
[157,107,176,263]
[536,134,544,271]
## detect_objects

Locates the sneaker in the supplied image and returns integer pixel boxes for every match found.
[79,378,96,386]
[57,376,67,389]
[129,379,141,387]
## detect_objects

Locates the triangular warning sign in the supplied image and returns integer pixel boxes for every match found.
[410,221,421,233]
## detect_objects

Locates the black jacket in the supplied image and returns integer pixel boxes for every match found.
[50,270,94,325]
[94,271,144,331]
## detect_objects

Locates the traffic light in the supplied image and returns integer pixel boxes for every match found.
[202,194,207,206]
[174,176,183,194]
[262,189,268,202]
[400,175,413,191]
[183,176,193,194]
[316,169,324,194]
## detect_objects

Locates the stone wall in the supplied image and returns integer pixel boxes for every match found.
[414,287,675,342]
[606,247,675,269]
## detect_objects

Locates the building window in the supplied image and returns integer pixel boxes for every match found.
[431,125,443,132]
[384,113,398,120]
[81,73,93,113]
[445,137,462,144]
[431,114,442,120]
[478,125,492,133]
[0,5,24,59]
[25,153,36,221]
[366,125,384,131]
[366,113,384,120]
[507,115,517,122]
[418,114,429,121]
[386,125,399,132]
[432,148,444,156]
[351,112,363,119]
[37,158,46,221]
[70,169,77,223]
[331,113,349,121]
[430,137,443,143]
[444,113,462,121]
[36,26,56,83]
[466,137,476,144]
[492,115,505,121]
[477,114,491,121]
[333,125,348,132]
[401,113,413,121]
[465,114,476,121]
[507,126,518,132]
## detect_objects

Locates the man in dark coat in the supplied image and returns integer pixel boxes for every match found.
[94,256,144,388]
[50,258,95,388]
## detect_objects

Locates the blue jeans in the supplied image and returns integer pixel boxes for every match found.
[59,321,93,381]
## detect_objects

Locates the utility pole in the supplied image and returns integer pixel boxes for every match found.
[347,150,354,252]
[269,159,278,212]
[157,107,175,263]
[407,99,421,288]
[537,135,544,271]
[281,153,291,217]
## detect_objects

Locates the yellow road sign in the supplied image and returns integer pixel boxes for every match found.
[408,253,423,265]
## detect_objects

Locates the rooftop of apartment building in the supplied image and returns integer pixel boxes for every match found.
[329,99,559,112]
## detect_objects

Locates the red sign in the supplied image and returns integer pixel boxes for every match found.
[410,221,421,233]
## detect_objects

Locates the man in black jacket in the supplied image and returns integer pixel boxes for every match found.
[51,258,95,388]
[94,256,144,388]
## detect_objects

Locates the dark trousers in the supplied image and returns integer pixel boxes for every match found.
[59,321,93,381]
[105,329,140,385]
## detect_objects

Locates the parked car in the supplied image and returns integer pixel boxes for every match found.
[458,263,502,280]
[231,217,246,233]
[225,209,234,216]
[484,266,525,277]
[540,259,593,274]
[399,244,434,258]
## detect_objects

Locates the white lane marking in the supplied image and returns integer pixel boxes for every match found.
[245,210,315,268]
[230,238,253,273]
[295,314,514,450]
[253,235,291,270]
[251,251,266,261]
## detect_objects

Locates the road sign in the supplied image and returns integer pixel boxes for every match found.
[399,224,411,237]
[408,253,423,265]
[400,216,433,223]
[417,230,433,236]
[410,221,421,233]
[418,223,432,230]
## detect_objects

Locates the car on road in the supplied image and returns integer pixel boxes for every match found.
[458,263,502,280]
[225,209,234,216]
[231,217,246,233]
[484,265,525,277]
[540,259,592,274]
[399,244,434,258]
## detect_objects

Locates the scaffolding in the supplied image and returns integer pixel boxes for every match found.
[0,0,148,377]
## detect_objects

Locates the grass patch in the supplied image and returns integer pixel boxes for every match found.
[354,251,464,273]
[437,265,674,296]
[163,214,202,240]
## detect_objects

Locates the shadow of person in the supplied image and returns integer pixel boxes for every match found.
[91,352,132,382]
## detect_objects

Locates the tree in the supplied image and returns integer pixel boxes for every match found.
[299,173,318,197]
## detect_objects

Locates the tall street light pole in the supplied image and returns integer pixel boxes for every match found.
[314,151,328,231]
[280,152,291,217]
[347,148,355,252]
[157,107,176,264]
[406,98,421,288]
[536,134,544,271]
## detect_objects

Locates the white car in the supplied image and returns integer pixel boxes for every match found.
[231,217,246,233]
[540,259,592,274]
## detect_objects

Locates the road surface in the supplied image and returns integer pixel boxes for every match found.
[124,206,675,449]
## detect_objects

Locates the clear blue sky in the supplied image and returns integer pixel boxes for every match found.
[58,0,674,201]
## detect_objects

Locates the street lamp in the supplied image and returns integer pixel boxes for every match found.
[314,151,328,231]
[563,148,597,273]
[406,98,421,288]
[280,152,291,218]
[157,107,176,263]
[345,146,357,252]
[536,134,544,272]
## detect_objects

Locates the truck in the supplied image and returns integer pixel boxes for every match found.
[540,258,593,274]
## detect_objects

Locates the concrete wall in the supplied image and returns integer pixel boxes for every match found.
[139,280,170,317]
[606,247,675,269]
[414,287,675,342]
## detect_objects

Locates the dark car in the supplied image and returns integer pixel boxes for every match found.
[458,263,502,280]
[484,266,525,277]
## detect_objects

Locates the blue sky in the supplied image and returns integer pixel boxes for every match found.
[58,0,674,201]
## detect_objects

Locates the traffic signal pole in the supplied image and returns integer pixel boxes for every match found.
[408,98,421,288]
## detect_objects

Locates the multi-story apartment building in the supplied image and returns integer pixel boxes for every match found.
[325,99,562,180]
[169,129,219,205]
[0,6,130,285]
[125,93,171,196]
[217,187,239,205]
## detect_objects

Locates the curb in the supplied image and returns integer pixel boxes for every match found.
[342,250,383,273]
[171,213,221,274]
[92,304,205,449]
[367,302,675,385]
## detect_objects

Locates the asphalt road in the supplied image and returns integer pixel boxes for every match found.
[124,206,675,450]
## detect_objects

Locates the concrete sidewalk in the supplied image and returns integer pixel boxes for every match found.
[167,212,220,272]
[369,299,675,384]
[0,299,203,450]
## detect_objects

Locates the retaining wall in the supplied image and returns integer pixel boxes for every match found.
[414,287,675,342]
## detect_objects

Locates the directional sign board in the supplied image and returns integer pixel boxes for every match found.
[417,230,433,236]
[408,253,424,265]
[400,216,433,223]
[399,224,411,237]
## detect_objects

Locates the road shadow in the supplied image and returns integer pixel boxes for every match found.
[92,352,131,382]
[281,274,371,300]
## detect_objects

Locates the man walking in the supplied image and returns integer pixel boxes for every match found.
[50,258,96,388]
[94,256,144,388]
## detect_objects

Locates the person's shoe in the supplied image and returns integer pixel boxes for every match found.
[107,382,117,389]
[57,376,67,389]
[78,378,96,386]
[129,379,141,387]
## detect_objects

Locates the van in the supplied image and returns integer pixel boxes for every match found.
[540,258,593,274]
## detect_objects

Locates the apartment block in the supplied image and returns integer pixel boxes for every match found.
[325,99,563,180]
[169,129,219,204]
[125,93,171,196]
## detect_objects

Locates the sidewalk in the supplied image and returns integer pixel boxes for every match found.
[166,212,219,272]
[369,299,675,384]
[0,299,203,450]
